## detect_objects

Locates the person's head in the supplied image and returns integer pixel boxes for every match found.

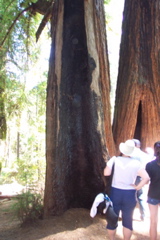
[119,139,135,156]
[154,141,160,161]
[132,139,141,148]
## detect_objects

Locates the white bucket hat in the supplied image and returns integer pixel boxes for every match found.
[119,139,135,156]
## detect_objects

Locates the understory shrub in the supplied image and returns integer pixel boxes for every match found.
[12,190,43,226]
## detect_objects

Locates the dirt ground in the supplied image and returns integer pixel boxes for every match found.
[0,198,159,240]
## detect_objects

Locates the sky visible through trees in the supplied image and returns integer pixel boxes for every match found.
[106,0,124,120]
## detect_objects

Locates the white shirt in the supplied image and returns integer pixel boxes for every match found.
[107,156,143,190]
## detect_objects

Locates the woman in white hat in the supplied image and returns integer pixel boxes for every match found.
[104,139,150,240]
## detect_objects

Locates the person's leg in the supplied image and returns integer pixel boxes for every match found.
[107,229,116,240]
[123,227,132,240]
[148,203,158,240]
[122,209,134,240]
[136,177,146,220]
[122,189,136,240]
[138,189,146,220]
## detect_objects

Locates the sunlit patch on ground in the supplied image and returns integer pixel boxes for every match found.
[0,181,24,196]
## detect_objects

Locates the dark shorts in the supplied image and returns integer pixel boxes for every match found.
[147,197,160,205]
[107,187,136,231]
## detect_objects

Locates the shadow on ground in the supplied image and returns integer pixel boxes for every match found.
[0,199,159,240]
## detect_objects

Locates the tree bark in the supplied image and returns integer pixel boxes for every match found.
[0,64,6,140]
[112,0,160,152]
[44,0,114,217]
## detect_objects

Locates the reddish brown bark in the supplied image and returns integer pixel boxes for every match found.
[112,0,160,153]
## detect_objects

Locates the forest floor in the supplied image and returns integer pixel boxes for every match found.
[0,184,159,240]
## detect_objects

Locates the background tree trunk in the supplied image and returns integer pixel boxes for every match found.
[44,0,114,217]
[112,0,160,152]
[0,68,6,140]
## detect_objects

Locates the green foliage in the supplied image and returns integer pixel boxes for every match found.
[5,79,28,119]
[28,80,47,118]
[0,0,48,140]
[0,0,48,189]
[0,156,45,187]
[15,158,38,185]
[0,170,18,184]
[0,79,47,186]
[104,0,111,4]
[11,191,43,226]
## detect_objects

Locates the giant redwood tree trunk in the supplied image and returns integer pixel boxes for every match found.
[44,0,115,217]
[112,0,160,152]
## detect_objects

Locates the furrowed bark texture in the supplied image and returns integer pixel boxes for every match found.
[112,0,160,152]
[44,0,114,217]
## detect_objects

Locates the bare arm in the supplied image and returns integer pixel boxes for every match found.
[104,164,112,176]
[104,156,116,176]
[133,169,150,190]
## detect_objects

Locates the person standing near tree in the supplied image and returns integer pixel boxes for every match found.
[131,139,151,221]
[104,139,150,240]
[146,141,160,240]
